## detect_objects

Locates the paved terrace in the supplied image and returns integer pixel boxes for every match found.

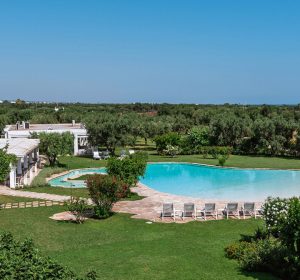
[0,184,263,223]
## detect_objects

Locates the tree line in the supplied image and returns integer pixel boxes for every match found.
[1,102,300,157]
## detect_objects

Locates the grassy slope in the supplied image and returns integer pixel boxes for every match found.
[0,206,276,280]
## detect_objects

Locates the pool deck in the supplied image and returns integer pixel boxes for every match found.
[113,183,263,223]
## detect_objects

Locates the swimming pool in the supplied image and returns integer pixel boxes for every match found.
[48,168,106,188]
[140,163,300,201]
[48,163,300,200]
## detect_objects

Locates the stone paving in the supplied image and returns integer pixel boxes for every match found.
[0,186,71,202]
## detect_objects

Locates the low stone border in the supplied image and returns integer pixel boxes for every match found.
[0,200,65,209]
[46,168,106,183]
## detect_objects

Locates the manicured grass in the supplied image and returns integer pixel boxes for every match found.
[22,186,143,201]
[59,156,107,169]
[0,195,43,203]
[0,207,276,280]
[148,154,300,169]
[23,186,89,197]
[63,146,300,170]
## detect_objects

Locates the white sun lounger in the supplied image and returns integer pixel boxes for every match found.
[225,203,240,219]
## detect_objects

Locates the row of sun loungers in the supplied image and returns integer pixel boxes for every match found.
[94,149,135,160]
[161,202,263,221]
[93,151,110,160]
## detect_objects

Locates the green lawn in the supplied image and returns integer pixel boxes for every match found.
[23,186,89,198]
[0,195,43,204]
[60,151,300,170]
[59,156,107,169]
[22,186,142,201]
[0,206,276,280]
[148,154,300,169]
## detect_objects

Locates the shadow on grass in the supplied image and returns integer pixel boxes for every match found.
[238,269,279,280]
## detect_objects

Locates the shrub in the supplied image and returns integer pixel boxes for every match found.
[225,241,250,260]
[225,238,297,278]
[218,155,227,166]
[263,197,289,236]
[278,197,300,256]
[239,227,268,243]
[107,152,147,188]
[154,132,181,154]
[66,196,90,224]
[163,145,180,157]
[87,174,127,219]
[0,232,97,279]
[209,146,232,159]
[226,196,300,279]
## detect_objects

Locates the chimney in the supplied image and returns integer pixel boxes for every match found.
[72,120,75,126]
[24,121,30,129]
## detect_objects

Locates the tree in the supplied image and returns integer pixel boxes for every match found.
[186,126,210,147]
[84,113,134,155]
[87,174,127,219]
[33,132,73,166]
[0,116,6,135]
[210,114,252,147]
[0,147,16,182]
[106,152,148,188]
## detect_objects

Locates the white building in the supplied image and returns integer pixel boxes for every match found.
[4,121,89,155]
[0,138,40,188]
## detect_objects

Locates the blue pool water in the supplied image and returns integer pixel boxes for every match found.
[48,168,106,188]
[140,163,300,201]
[48,163,300,200]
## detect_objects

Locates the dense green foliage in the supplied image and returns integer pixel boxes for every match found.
[0,148,17,182]
[32,132,73,166]
[66,197,90,224]
[85,113,135,154]
[87,174,128,218]
[107,152,148,187]
[0,232,96,279]
[154,132,181,154]
[1,102,300,157]
[226,197,300,279]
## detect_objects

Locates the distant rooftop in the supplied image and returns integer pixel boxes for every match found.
[5,122,85,132]
[0,138,39,157]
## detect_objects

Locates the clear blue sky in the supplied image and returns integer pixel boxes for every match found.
[0,0,299,104]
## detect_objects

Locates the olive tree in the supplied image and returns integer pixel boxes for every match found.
[32,132,73,166]
[84,113,134,155]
